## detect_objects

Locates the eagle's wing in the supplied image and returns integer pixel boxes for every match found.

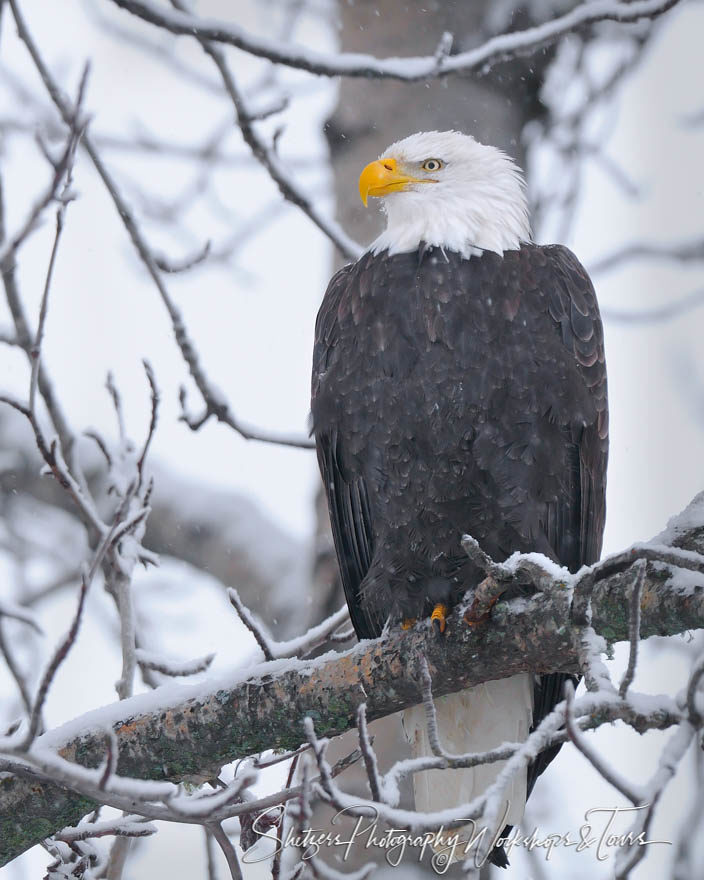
[312,264,377,639]
[542,244,608,569]
[528,244,608,795]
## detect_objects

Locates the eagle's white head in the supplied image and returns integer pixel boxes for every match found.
[359,130,531,258]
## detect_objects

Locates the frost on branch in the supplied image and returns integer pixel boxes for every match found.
[0,494,703,873]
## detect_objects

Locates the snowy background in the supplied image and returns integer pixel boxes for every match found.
[1,0,703,877]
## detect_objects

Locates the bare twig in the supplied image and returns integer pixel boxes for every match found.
[271,752,300,880]
[590,238,704,275]
[168,0,361,263]
[0,123,81,268]
[84,0,223,95]
[154,239,211,273]
[0,162,76,469]
[114,573,137,703]
[21,574,89,748]
[685,652,704,727]
[532,30,652,241]
[460,534,504,580]
[136,359,159,485]
[586,541,704,581]
[0,620,34,718]
[28,64,88,416]
[204,827,218,880]
[590,147,641,198]
[84,429,112,469]
[0,393,103,532]
[601,287,704,324]
[207,823,243,880]
[106,371,127,446]
[105,835,134,880]
[253,743,311,770]
[227,587,275,661]
[579,628,617,695]
[21,489,140,747]
[619,558,646,698]
[303,686,681,848]
[7,0,314,452]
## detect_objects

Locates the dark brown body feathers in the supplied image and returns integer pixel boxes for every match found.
[311,243,608,863]
[312,244,607,634]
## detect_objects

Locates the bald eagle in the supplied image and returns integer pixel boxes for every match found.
[311,130,608,867]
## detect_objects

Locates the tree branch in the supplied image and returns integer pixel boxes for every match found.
[1,492,702,864]
[600,287,704,325]
[108,0,682,81]
[0,407,310,637]
[7,0,313,452]
[590,237,704,275]
[174,8,361,263]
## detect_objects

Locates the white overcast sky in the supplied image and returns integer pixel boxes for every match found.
[1,0,704,878]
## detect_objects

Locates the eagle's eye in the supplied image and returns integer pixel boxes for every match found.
[422,158,443,172]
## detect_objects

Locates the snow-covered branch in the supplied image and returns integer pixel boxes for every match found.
[0,407,309,637]
[1,489,703,865]
[108,0,682,81]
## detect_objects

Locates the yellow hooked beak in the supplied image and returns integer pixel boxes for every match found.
[359,157,421,206]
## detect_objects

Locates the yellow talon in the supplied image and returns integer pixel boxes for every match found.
[430,603,448,634]
[401,618,417,630]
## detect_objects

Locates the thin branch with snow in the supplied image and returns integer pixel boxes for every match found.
[1,489,702,862]
[228,588,351,660]
[564,681,644,806]
[54,815,156,843]
[135,648,215,678]
[614,718,696,879]
[108,0,682,81]
[356,704,381,804]
[619,558,646,698]
[7,0,314,452]
[0,393,104,534]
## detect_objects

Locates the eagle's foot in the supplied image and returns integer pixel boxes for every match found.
[401,618,417,630]
[463,595,499,628]
[430,603,448,634]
